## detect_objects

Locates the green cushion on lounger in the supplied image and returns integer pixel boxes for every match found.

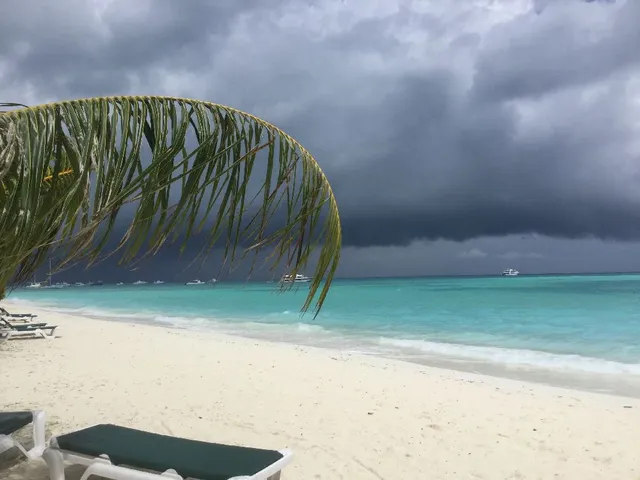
[9,323,48,330]
[56,424,284,480]
[0,411,33,436]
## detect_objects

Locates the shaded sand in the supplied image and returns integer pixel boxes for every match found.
[1,301,639,479]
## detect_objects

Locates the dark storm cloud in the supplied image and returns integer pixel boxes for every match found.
[474,0,638,102]
[2,0,639,253]
[0,0,279,98]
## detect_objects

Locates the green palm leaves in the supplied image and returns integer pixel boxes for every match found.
[0,96,341,314]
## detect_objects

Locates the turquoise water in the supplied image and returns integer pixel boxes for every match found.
[9,274,640,378]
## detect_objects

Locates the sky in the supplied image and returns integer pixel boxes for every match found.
[2,0,640,281]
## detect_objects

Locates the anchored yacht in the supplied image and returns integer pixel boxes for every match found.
[280,273,312,284]
[502,269,520,276]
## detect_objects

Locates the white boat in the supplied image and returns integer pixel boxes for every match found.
[132,280,147,285]
[185,279,205,285]
[502,269,520,276]
[280,273,312,283]
[25,272,42,288]
[116,282,124,286]
[153,280,165,285]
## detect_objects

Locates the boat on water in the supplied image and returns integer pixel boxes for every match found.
[116,282,124,286]
[185,279,205,285]
[132,280,147,285]
[26,270,43,288]
[280,273,312,284]
[153,280,165,285]
[502,269,520,276]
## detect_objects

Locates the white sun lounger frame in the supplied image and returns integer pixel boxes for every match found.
[0,316,36,324]
[0,327,55,340]
[43,438,293,480]
[0,410,46,459]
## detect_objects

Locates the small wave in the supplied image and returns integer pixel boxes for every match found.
[377,337,640,375]
[295,322,327,333]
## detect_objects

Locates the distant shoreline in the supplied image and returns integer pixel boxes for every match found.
[14,270,640,287]
[7,296,640,399]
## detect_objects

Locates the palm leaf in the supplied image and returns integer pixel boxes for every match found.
[0,96,342,315]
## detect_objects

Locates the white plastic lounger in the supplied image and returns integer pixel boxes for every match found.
[0,316,36,324]
[0,319,57,339]
[0,307,37,320]
[1,318,49,328]
[0,327,56,340]
[44,424,293,480]
[0,410,46,459]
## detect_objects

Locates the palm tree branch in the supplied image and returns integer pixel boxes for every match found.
[0,96,342,315]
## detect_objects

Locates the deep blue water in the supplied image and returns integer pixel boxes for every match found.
[9,274,640,377]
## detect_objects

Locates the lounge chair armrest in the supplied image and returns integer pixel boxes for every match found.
[238,448,293,480]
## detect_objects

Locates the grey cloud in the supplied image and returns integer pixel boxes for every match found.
[0,0,277,100]
[496,252,544,260]
[457,248,488,259]
[474,0,637,102]
[2,0,640,262]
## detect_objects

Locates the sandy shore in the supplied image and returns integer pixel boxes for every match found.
[1,301,639,479]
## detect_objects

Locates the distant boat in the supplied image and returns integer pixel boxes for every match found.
[502,269,520,277]
[280,273,312,284]
[132,280,147,285]
[116,282,124,286]
[40,259,54,288]
[26,272,42,288]
[153,280,165,285]
[88,280,103,286]
[74,282,85,287]
[185,279,205,285]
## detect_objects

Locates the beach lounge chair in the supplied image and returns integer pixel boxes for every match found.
[43,424,293,480]
[2,319,50,330]
[0,306,37,320]
[0,328,56,340]
[0,410,46,460]
[0,316,37,324]
[0,319,57,339]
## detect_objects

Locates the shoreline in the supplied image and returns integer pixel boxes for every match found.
[2,300,640,479]
[8,298,640,399]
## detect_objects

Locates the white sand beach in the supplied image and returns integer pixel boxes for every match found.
[1,300,639,480]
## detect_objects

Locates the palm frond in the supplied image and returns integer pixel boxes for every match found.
[0,96,342,315]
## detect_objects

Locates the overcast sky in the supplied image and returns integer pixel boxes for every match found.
[3,0,640,280]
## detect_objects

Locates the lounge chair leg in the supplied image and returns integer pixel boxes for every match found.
[28,410,46,458]
[43,447,66,480]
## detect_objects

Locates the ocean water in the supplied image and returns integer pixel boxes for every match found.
[9,274,640,393]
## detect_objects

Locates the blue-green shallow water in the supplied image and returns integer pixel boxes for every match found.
[9,275,640,381]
